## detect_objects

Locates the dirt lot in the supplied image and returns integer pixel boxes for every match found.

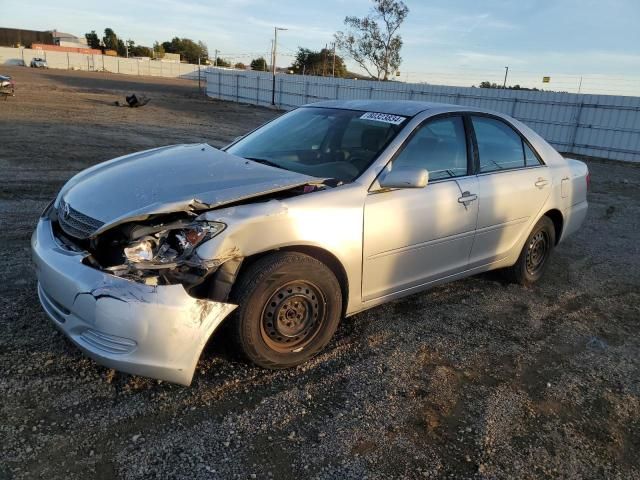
[1,66,639,480]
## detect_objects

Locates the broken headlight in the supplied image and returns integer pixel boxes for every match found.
[123,221,225,266]
[123,240,155,263]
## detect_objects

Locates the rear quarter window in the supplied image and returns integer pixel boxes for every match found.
[524,142,543,166]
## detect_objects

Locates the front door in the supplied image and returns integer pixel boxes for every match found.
[362,115,479,301]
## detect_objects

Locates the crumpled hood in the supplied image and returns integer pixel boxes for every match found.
[58,144,318,234]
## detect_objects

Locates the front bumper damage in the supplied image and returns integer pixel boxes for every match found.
[31,217,237,385]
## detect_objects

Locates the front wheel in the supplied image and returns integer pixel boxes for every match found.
[505,216,556,286]
[230,252,342,368]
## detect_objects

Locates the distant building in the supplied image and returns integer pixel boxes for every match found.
[51,30,88,49]
[0,27,53,47]
[0,27,93,50]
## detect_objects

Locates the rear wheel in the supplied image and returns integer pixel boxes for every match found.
[505,216,556,286]
[230,252,342,368]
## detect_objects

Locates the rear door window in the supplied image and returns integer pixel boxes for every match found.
[472,116,526,173]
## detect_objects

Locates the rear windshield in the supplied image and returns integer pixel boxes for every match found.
[226,107,408,183]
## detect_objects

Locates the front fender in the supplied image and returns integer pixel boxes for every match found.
[195,186,367,315]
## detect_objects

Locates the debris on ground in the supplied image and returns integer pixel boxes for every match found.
[115,93,150,108]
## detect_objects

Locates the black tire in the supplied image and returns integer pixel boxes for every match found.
[505,216,556,286]
[229,252,342,368]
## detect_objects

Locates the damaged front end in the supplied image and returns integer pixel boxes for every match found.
[32,208,240,385]
[33,143,334,384]
[47,200,245,314]
[49,177,329,299]
[85,215,229,289]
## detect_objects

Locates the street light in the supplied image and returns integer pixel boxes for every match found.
[272,27,287,105]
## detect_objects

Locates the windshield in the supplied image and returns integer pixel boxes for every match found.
[226,107,408,183]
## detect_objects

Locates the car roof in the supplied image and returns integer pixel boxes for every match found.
[303,100,459,117]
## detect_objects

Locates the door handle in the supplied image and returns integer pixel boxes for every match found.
[458,192,477,204]
[535,178,549,189]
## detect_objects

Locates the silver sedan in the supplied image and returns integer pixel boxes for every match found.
[32,100,589,385]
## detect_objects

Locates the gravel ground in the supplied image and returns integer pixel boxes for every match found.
[1,66,639,480]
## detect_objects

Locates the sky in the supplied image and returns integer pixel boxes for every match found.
[3,0,640,95]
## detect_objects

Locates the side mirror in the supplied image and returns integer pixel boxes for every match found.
[379,167,429,189]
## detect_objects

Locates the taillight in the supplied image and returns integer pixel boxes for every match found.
[586,172,591,191]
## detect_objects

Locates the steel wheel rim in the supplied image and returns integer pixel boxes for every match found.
[261,281,326,352]
[526,230,550,275]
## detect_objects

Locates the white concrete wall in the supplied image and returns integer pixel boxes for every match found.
[0,46,203,80]
[206,68,640,162]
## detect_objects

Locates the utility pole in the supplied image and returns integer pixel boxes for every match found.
[503,66,509,88]
[578,76,583,94]
[272,27,287,105]
[322,43,327,77]
[331,42,336,77]
[214,49,219,67]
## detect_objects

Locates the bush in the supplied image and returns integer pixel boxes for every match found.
[250,57,268,71]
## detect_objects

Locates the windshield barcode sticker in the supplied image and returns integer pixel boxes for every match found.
[360,112,406,125]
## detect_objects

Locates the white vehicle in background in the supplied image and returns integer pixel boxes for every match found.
[30,57,48,68]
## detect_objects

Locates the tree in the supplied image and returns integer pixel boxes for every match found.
[84,30,100,49]
[102,28,127,56]
[477,81,541,92]
[214,58,231,67]
[197,41,209,61]
[234,62,247,70]
[126,39,135,55]
[102,28,118,51]
[290,47,348,77]
[116,39,126,57]
[250,57,268,71]
[153,41,165,58]
[162,37,208,63]
[335,0,409,80]
[131,45,153,58]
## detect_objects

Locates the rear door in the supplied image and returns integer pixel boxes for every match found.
[362,114,479,301]
[468,115,551,267]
